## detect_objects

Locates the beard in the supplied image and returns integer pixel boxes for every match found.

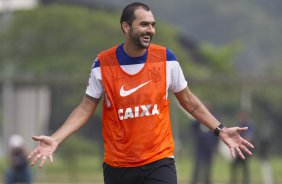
[129,29,153,49]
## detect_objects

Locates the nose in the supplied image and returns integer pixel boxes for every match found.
[146,25,155,34]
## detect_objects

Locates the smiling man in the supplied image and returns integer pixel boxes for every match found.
[28,2,254,184]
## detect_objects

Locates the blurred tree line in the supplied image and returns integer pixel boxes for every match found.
[1,4,282,159]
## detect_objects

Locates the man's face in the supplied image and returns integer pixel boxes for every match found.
[127,8,156,49]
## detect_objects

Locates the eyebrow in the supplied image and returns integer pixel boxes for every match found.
[140,21,156,25]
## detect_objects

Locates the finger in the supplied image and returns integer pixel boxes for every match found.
[32,135,43,141]
[243,139,254,149]
[236,147,245,160]
[39,156,47,168]
[239,145,252,156]
[230,147,236,158]
[237,127,248,132]
[48,155,54,163]
[27,149,38,160]
[31,153,42,166]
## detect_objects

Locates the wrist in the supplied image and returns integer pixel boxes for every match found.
[50,135,62,145]
[219,127,227,138]
[213,123,224,136]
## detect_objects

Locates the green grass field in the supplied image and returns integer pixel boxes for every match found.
[1,154,281,184]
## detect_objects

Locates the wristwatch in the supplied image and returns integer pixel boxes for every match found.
[213,123,224,136]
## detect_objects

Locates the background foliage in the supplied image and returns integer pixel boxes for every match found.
[1,4,282,154]
[0,1,282,182]
[1,3,282,183]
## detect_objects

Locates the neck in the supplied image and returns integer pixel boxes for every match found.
[123,42,147,57]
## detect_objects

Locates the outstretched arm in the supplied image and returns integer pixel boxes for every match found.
[174,87,254,159]
[27,95,99,168]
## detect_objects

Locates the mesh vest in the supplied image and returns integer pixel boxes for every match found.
[99,44,174,167]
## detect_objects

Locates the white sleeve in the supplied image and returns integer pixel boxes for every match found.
[167,61,187,93]
[85,59,104,99]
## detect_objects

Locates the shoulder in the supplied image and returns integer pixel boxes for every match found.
[93,45,118,68]
[149,44,178,62]
[166,48,178,62]
[99,45,117,56]
[92,57,100,69]
[97,45,118,64]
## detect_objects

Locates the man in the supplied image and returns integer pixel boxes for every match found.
[190,118,219,184]
[28,2,254,184]
[5,134,32,184]
[230,112,254,184]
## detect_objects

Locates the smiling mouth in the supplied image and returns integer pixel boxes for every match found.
[141,36,151,43]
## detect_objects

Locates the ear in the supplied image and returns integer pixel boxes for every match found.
[121,21,130,34]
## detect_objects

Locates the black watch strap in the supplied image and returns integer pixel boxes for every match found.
[213,124,224,136]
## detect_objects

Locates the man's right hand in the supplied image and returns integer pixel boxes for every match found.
[27,135,59,168]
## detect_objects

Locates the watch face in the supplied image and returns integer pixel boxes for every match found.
[213,124,223,136]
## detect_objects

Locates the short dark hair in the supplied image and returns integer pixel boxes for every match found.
[120,2,150,32]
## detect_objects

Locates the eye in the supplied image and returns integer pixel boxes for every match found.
[140,22,148,27]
